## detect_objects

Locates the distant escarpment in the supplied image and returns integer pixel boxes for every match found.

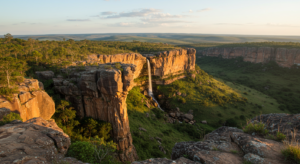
[0,79,55,121]
[52,49,196,162]
[200,47,300,67]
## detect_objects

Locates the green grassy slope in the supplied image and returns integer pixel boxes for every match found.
[127,87,202,160]
[156,66,283,128]
[197,56,298,114]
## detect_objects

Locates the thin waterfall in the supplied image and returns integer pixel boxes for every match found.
[147,59,164,111]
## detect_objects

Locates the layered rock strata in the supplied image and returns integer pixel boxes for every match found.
[53,63,141,162]
[53,49,196,162]
[200,47,300,67]
[0,79,55,121]
[0,117,70,164]
[146,48,196,85]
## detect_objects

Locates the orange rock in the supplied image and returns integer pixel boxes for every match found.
[0,79,55,121]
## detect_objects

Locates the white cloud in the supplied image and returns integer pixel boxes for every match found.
[197,8,212,12]
[189,10,193,13]
[102,8,161,19]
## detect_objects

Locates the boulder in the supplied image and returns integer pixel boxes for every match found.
[35,71,55,80]
[201,120,207,124]
[183,114,193,120]
[0,79,55,121]
[0,117,70,164]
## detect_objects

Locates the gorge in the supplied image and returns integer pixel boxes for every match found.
[52,48,196,162]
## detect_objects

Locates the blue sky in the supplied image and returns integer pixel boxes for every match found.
[1,0,300,35]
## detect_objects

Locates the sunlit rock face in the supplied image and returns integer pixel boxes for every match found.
[201,47,300,67]
[0,79,55,121]
[53,49,196,162]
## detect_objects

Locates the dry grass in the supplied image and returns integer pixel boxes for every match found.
[282,130,300,163]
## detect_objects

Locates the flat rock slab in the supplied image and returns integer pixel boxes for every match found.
[0,117,70,164]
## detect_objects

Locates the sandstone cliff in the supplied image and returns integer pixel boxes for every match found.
[54,63,140,162]
[200,47,300,67]
[140,48,196,85]
[52,49,196,162]
[0,79,55,121]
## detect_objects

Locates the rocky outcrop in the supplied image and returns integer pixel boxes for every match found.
[146,48,196,85]
[0,79,55,121]
[251,113,300,141]
[132,157,197,164]
[134,113,299,164]
[0,117,71,164]
[53,64,140,162]
[35,71,55,80]
[201,47,300,67]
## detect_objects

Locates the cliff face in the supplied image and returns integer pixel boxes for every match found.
[53,49,196,162]
[0,79,55,121]
[149,48,196,78]
[54,63,141,162]
[201,47,300,67]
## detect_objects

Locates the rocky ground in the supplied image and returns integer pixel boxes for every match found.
[132,113,300,164]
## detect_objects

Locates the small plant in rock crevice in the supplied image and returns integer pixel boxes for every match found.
[243,121,269,135]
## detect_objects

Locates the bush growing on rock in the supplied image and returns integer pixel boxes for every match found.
[0,112,22,126]
[243,122,268,135]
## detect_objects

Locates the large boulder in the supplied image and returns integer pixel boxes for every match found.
[0,79,55,121]
[0,117,71,164]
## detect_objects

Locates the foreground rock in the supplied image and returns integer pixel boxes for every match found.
[0,79,55,121]
[132,157,197,164]
[0,117,71,164]
[200,47,300,68]
[171,126,287,164]
[135,113,298,164]
[251,113,300,141]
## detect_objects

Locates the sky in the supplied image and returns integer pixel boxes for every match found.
[1,0,300,35]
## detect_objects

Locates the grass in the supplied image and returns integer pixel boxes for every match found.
[197,56,297,114]
[155,65,282,128]
[127,87,203,160]
[282,144,300,163]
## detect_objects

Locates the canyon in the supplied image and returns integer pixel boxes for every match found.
[200,47,300,67]
[52,48,196,162]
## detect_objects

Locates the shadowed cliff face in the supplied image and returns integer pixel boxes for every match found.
[201,47,300,67]
[0,79,55,121]
[53,49,196,162]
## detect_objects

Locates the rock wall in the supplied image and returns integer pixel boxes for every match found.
[0,79,55,121]
[54,64,140,162]
[200,47,300,67]
[148,48,196,78]
[53,49,196,162]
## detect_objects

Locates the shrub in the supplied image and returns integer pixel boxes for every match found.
[0,112,22,126]
[276,131,286,141]
[225,118,238,127]
[240,115,246,120]
[178,97,186,104]
[104,65,113,69]
[67,141,95,163]
[282,145,300,164]
[152,108,164,119]
[243,122,268,135]
[114,63,123,71]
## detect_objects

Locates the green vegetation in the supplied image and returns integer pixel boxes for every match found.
[156,65,281,128]
[67,137,117,164]
[243,122,269,135]
[127,87,203,160]
[0,112,23,126]
[197,56,297,114]
[282,145,300,164]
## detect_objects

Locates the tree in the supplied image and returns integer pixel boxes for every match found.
[0,57,26,87]
[4,33,13,42]
[32,50,42,65]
